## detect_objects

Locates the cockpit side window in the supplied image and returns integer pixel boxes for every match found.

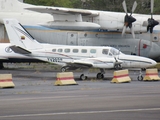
[102,49,109,55]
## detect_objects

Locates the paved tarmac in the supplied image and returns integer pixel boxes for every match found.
[0,63,160,120]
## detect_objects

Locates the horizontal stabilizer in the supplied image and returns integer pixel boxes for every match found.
[10,46,31,54]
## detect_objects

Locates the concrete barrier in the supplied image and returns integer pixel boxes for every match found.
[143,68,160,81]
[0,74,15,88]
[54,72,78,86]
[111,69,131,83]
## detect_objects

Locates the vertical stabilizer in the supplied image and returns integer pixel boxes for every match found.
[3,19,43,50]
[0,0,33,12]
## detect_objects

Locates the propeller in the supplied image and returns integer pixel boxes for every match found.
[114,57,123,70]
[147,0,159,33]
[122,0,137,38]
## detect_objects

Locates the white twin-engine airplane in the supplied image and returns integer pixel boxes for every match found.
[4,19,157,80]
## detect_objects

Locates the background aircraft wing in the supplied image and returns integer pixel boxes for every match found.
[25,7,99,17]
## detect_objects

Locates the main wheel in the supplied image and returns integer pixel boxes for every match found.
[96,73,104,79]
[61,67,66,72]
[80,74,87,80]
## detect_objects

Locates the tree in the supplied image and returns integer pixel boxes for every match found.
[24,0,160,14]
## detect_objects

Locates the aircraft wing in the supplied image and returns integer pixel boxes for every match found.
[65,59,93,68]
[25,7,99,17]
[25,7,100,30]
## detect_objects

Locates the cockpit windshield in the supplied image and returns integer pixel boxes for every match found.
[109,48,121,56]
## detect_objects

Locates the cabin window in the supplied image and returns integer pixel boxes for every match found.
[52,49,56,52]
[102,49,109,55]
[90,49,96,53]
[58,49,63,52]
[73,49,78,53]
[64,48,70,53]
[81,49,87,53]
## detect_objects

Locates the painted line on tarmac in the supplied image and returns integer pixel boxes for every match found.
[0,108,160,118]
[0,95,88,101]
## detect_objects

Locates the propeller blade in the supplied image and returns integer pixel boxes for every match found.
[122,26,127,37]
[151,0,154,18]
[130,27,135,39]
[122,0,128,14]
[131,1,137,15]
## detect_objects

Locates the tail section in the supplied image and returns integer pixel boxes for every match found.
[3,19,43,50]
[0,0,33,12]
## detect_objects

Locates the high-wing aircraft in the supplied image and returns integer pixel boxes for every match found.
[0,0,160,69]
[3,19,157,80]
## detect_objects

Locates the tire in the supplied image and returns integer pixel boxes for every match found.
[61,67,66,72]
[97,73,104,79]
[137,75,143,81]
[80,74,87,80]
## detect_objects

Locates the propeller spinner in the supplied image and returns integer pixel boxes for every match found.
[122,1,137,38]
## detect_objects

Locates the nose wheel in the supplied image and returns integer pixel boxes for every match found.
[96,73,104,79]
[137,70,143,81]
[80,74,88,80]
[137,75,143,81]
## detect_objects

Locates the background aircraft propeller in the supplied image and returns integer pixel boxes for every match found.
[147,0,159,33]
[122,0,137,39]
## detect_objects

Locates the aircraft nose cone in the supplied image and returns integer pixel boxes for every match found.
[151,60,157,66]
[149,59,157,68]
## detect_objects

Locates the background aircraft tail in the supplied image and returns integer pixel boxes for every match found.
[3,19,43,50]
[0,0,33,12]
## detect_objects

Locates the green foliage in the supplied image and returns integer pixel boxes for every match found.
[24,0,160,14]
[24,0,81,8]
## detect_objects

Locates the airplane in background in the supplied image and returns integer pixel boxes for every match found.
[0,0,160,69]
[3,19,157,80]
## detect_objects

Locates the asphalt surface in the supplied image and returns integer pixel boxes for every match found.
[0,63,160,120]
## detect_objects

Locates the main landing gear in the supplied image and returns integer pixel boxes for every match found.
[80,74,88,80]
[96,73,104,79]
[80,69,105,80]
[79,73,105,80]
